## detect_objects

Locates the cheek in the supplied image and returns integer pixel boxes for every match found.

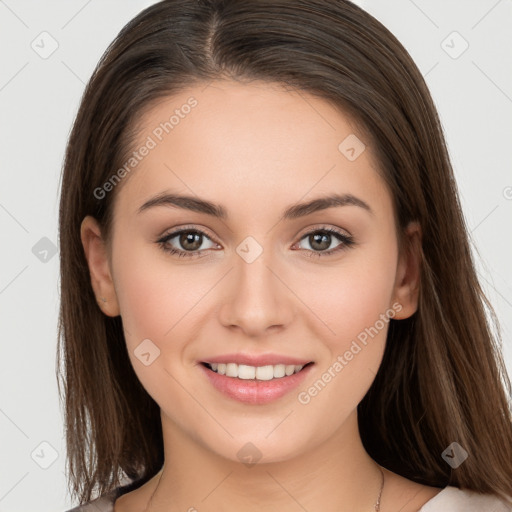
[111,244,210,406]
[111,241,224,376]
[305,245,398,350]
[293,241,398,409]
[111,242,193,349]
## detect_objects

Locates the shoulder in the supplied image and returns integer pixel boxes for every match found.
[64,477,143,512]
[419,486,512,511]
[64,490,117,512]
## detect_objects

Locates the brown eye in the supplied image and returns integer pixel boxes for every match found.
[308,232,333,251]
[178,231,203,251]
[296,228,355,258]
[157,228,218,258]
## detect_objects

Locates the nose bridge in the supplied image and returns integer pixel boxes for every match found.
[237,236,275,292]
[235,233,281,306]
[219,233,293,334]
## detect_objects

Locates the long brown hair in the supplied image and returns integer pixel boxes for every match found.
[57,0,512,505]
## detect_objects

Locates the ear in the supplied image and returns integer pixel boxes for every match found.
[80,215,120,317]
[392,221,422,320]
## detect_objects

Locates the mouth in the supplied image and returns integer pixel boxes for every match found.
[198,360,315,405]
[200,361,314,380]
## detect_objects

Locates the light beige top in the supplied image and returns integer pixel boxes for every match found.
[66,485,512,511]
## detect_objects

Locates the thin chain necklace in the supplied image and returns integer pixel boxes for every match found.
[143,465,385,512]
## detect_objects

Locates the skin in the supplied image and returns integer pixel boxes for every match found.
[81,80,442,511]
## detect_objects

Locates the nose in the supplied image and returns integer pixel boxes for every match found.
[218,244,295,337]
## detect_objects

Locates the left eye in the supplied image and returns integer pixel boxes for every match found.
[295,228,354,257]
[157,229,218,257]
[156,227,354,259]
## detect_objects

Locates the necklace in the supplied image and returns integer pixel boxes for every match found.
[143,465,385,512]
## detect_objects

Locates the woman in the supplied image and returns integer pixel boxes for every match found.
[58,0,512,510]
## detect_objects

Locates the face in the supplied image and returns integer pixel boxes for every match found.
[82,79,420,465]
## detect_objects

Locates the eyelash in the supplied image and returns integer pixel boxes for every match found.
[156,225,355,260]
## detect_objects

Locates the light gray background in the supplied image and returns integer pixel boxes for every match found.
[0,1,511,510]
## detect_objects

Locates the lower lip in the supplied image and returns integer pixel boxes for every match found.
[199,363,314,405]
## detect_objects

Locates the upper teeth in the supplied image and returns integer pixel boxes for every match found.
[209,363,304,380]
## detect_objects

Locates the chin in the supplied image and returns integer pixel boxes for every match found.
[201,431,309,467]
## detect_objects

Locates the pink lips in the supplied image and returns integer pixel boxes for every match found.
[198,354,314,405]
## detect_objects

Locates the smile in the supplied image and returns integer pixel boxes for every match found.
[203,362,308,380]
[199,361,314,404]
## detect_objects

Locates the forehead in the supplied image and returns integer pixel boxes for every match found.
[115,79,390,221]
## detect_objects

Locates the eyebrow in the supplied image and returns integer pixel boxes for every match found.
[137,191,373,219]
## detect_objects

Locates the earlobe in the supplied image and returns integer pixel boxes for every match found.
[80,215,120,317]
[392,221,422,320]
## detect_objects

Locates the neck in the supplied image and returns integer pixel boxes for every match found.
[148,409,384,512]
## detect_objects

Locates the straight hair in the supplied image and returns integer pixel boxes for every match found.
[57,0,512,505]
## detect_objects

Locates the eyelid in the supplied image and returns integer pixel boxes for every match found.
[159,224,219,242]
[294,223,352,240]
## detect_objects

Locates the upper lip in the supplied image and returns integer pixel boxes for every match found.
[201,353,313,367]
